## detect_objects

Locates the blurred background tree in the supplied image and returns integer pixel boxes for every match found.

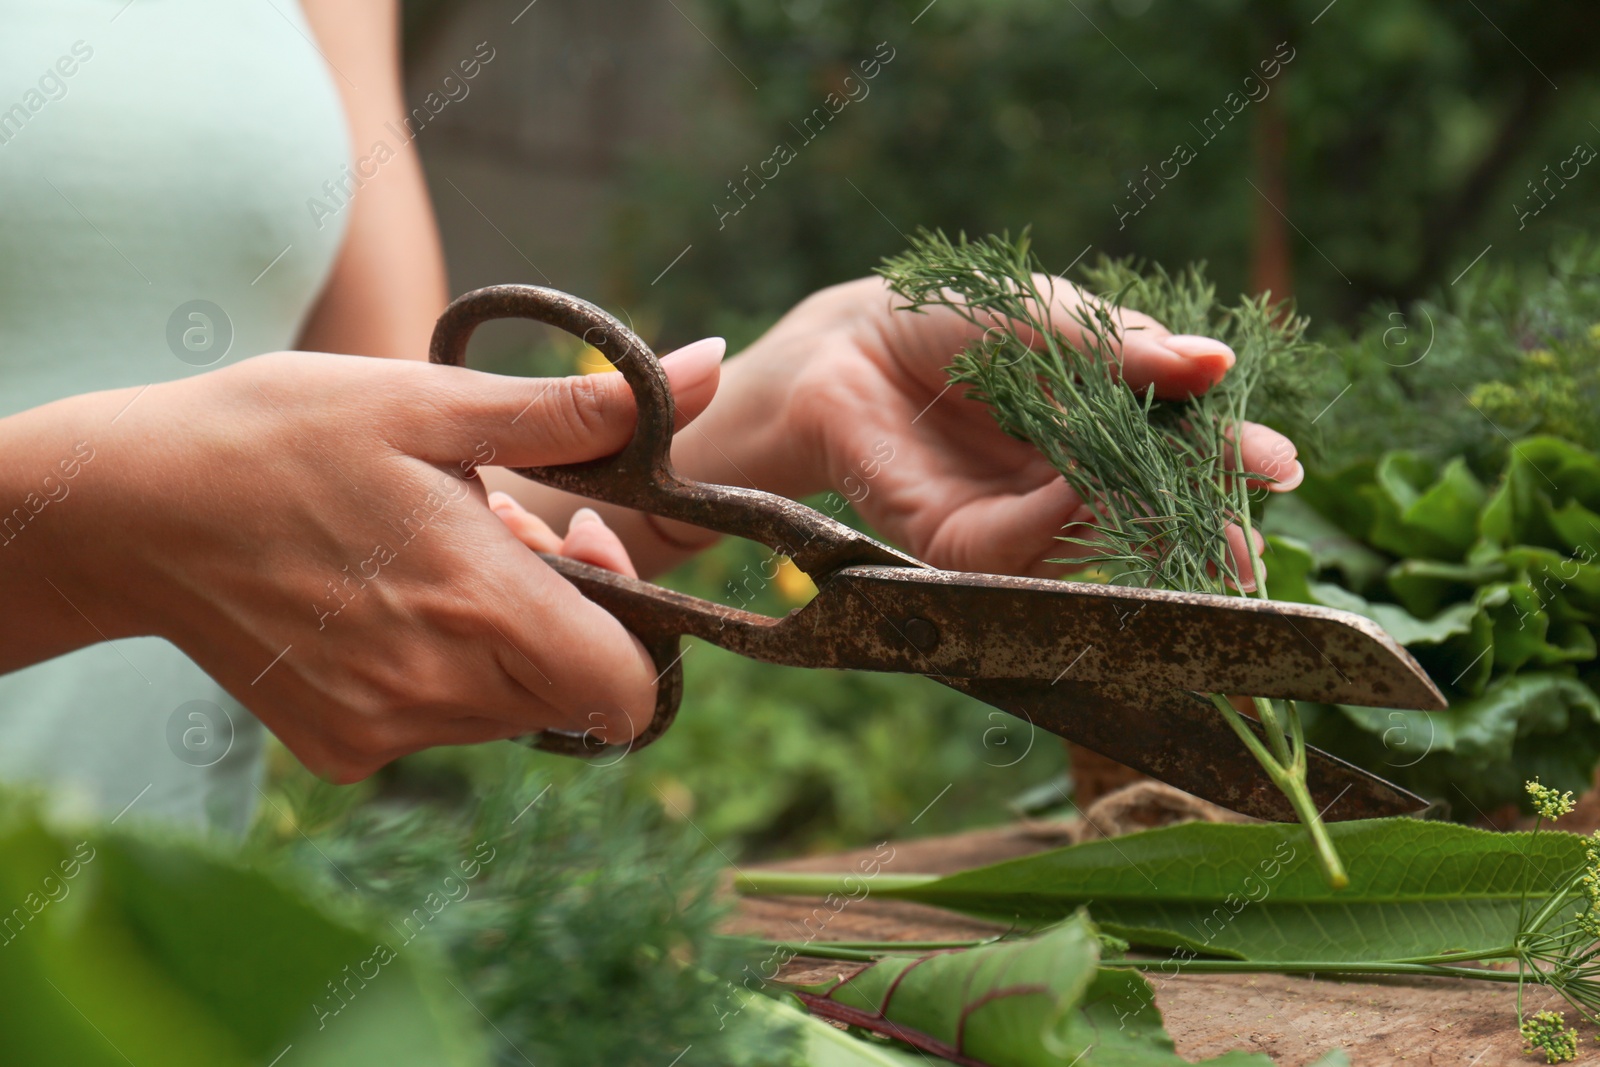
[602,0,1600,341]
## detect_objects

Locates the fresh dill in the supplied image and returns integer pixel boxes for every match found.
[876,228,1347,884]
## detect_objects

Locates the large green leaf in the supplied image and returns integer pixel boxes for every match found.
[818,820,1587,963]
[0,808,485,1067]
[1323,674,1600,810]
[734,987,922,1066]
[1293,461,1379,546]
[1261,496,1388,593]
[1385,557,1510,619]
[1480,436,1600,553]
[796,915,1270,1066]
[1365,453,1485,561]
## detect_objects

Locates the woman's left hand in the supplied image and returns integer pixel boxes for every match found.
[712,276,1304,583]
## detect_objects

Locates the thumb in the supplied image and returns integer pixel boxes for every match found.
[404,336,724,465]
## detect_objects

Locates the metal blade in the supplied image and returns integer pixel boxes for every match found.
[940,676,1429,821]
[786,566,1445,711]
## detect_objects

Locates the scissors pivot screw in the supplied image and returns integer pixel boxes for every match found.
[903,617,940,653]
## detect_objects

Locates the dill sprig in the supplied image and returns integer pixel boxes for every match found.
[255,753,801,1067]
[876,229,1348,885]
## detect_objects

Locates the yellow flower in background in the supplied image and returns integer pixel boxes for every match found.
[578,345,616,374]
[1526,348,1558,370]
[653,776,695,820]
[1527,778,1576,820]
[775,557,817,604]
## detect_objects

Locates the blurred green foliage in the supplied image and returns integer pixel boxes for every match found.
[265,757,799,1067]
[0,792,484,1067]
[610,0,1600,345]
[1314,240,1600,470]
[1260,243,1600,814]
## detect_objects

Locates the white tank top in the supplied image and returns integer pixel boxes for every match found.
[0,0,350,831]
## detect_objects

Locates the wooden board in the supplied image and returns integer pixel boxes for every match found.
[726,822,1568,1067]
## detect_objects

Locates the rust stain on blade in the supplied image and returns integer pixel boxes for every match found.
[776,567,1445,711]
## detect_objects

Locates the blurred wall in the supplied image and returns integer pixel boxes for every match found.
[403,0,707,357]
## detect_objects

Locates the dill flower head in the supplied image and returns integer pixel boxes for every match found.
[1577,831,1600,939]
[1520,1010,1579,1064]
[1528,779,1576,821]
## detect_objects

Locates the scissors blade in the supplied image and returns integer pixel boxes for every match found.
[790,566,1445,711]
[940,676,1429,821]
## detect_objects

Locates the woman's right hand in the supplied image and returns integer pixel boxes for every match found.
[0,341,722,782]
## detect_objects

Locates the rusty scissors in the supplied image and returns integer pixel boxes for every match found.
[430,285,1445,823]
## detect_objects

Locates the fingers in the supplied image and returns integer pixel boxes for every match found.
[921,477,1085,576]
[488,544,660,745]
[1233,422,1304,492]
[558,507,639,578]
[488,491,562,552]
[651,336,724,429]
[480,494,645,744]
[1034,279,1235,401]
[1224,523,1266,592]
[489,493,640,578]
[403,336,724,465]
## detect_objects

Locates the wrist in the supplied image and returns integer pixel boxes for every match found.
[0,388,148,667]
[675,280,891,505]
[669,323,818,502]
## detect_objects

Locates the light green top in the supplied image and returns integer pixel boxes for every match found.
[0,1,350,831]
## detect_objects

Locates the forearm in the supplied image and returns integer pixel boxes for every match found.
[298,0,449,361]
[0,389,140,671]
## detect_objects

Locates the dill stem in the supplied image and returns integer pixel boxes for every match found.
[1099,958,1527,983]
[1205,692,1346,888]
[1279,763,1349,890]
[728,939,1537,988]
[1208,692,1280,771]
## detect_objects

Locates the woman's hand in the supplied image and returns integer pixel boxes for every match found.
[693,276,1302,584]
[490,496,640,579]
[0,346,718,782]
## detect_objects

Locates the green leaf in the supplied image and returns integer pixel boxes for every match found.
[1261,534,1318,605]
[0,807,485,1067]
[1329,674,1600,811]
[1385,557,1510,619]
[1261,496,1388,593]
[1481,436,1600,553]
[1366,453,1484,561]
[733,986,920,1066]
[1294,461,1379,545]
[779,820,1589,964]
[796,915,1270,1066]
[1305,579,1479,648]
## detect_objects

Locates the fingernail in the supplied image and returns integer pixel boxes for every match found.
[660,337,726,389]
[570,507,603,529]
[1164,334,1236,368]
[488,491,517,512]
[1275,461,1305,492]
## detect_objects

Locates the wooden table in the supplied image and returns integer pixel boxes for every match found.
[727,822,1563,1067]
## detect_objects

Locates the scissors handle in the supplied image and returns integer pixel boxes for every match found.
[429,285,914,577]
[430,284,915,757]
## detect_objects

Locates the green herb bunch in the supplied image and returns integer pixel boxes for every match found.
[876,230,1348,884]
[260,752,799,1067]
[880,229,1316,593]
